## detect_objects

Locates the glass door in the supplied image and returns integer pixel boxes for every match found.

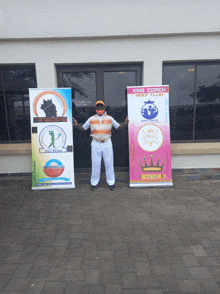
[57,63,143,171]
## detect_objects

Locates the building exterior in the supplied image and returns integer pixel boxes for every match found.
[1,0,220,174]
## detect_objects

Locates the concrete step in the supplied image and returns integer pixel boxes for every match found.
[1,169,220,187]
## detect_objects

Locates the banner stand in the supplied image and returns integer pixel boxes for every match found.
[29,88,75,190]
[127,85,173,187]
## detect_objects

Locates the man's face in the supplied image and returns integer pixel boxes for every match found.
[96,104,105,111]
[96,104,105,116]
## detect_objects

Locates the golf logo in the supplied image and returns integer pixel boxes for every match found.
[38,159,70,182]
[141,100,158,120]
[137,124,163,152]
[33,90,67,123]
[39,126,67,153]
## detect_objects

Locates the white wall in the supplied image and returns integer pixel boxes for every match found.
[1,34,220,86]
[1,153,220,174]
[171,154,220,169]
[0,155,32,174]
[1,32,220,173]
[1,0,219,39]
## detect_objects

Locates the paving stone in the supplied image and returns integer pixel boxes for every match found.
[25,278,46,294]
[101,260,116,272]
[204,247,220,256]
[99,272,122,284]
[2,180,220,292]
[0,264,17,276]
[138,276,160,288]
[81,259,100,270]
[66,257,82,269]
[40,281,66,294]
[206,232,220,240]
[171,265,191,279]
[12,264,32,278]
[105,284,122,294]
[206,267,220,283]
[122,289,140,294]
[27,265,51,278]
[151,265,173,276]
[188,267,213,279]
[197,256,220,267]
[177,279,202,292]
[111,243,128,251]
[122,273,138,288]
[135,262,151,276]
[199,278,220,293]
[47,266,65,281]
[64,282,83,294]
[81,285,105,294]
[0,275,12,292]
[4,277,31,292]
[140,290,164,294]
[63,269,85,281]
[189,245,207,257]
[84,270,99,284]
[181,255,200,267]
[157,276,179,292]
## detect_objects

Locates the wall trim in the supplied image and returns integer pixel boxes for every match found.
[0,142,220,155]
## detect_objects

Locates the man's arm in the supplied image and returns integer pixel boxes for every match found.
[72,118,86,132]
[117,117,129,130]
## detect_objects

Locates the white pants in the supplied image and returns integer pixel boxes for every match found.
[91,139,115,186]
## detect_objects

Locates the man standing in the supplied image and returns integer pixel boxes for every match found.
[73,101,128,191]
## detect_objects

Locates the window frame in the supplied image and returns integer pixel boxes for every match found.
[56,63,143,103]
[0,64,37,144]
[163,61,220,143]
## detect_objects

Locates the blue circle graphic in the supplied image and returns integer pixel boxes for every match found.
[45,159,63,167]
[141,101,158,119]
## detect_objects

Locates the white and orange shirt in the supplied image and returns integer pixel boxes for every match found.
[82,114,120,141]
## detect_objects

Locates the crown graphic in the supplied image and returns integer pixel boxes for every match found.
[147,128,154,133]
[138,154,166,172]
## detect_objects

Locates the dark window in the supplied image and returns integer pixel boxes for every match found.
[163,62,220,142]
[0,65,37,143]
[57,63,142,171]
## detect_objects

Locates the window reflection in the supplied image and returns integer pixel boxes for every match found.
[104,71,136,121]
[104,71,136,168]
[163,62,220,141]
[195,64,220,140]
[63,72,96,123]
[163,65,195,141]
[0,66,37,142]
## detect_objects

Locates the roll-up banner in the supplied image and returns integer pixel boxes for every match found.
[127,86,173,187]
[29,88,75,190]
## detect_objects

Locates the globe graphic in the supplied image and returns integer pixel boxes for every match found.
[141,102,158,119]
[43,159,64,178]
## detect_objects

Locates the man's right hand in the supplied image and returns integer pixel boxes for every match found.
[72,118,86,132]
[73,118,77,125]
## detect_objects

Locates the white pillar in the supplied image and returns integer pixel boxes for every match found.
[35,62,57,88]
[144,60,163,86]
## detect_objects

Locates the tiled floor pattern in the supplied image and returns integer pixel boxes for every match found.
[1,179,220,293]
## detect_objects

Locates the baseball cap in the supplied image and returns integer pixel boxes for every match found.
[95,100,105,106]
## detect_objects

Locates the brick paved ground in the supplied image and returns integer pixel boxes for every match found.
[1,178,220,294]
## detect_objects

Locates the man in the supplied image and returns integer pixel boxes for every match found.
[73,100,128,191]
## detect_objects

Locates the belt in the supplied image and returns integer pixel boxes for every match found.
[93,138,110,143]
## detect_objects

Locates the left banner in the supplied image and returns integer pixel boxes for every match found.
[29,88,75,190]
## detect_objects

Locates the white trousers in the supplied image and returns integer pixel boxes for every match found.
[91,139,115,186]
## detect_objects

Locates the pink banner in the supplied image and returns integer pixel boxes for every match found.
[127,86,173,187]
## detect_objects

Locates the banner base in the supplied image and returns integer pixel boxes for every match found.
[32,185,75,190]
[130,182,173,188]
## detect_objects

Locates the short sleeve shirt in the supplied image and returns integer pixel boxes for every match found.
[82,114,120,131]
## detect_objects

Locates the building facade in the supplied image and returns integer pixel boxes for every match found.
[1,0,220,174]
